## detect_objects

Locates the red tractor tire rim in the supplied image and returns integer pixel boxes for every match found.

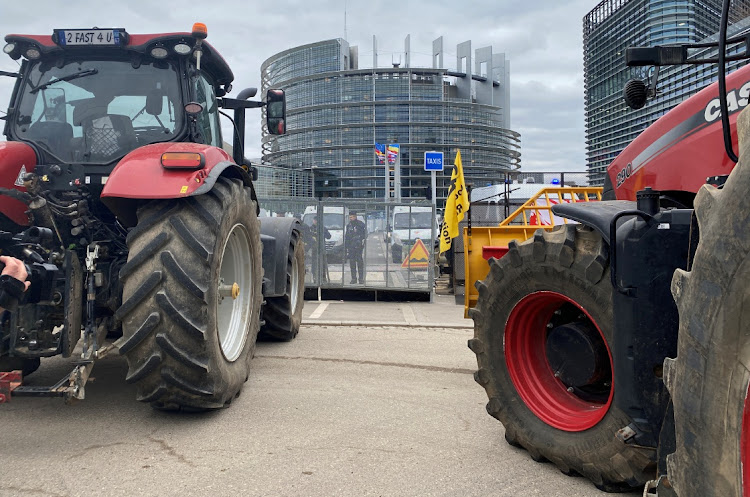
[505,291,614,432]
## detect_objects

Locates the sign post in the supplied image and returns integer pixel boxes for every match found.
[424,151,444,207]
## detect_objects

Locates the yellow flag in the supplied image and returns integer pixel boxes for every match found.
[439,149,469,253]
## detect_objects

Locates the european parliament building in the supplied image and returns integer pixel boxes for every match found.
[260,37,521,201]
[584,0,750,185]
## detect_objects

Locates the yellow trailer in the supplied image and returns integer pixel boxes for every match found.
[462,186,602,317]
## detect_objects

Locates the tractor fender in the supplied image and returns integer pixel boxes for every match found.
[551,200,636,244]
[101,143,256,226]
[0,142,36,226]
[259,216,303,298]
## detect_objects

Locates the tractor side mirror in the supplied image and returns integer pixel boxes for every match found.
[266,89,286,135]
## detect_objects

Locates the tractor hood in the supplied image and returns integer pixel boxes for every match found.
[606,63,750,201]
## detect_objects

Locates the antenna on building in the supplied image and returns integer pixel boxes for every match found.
[344,0,348,40]
[392,54,401,68]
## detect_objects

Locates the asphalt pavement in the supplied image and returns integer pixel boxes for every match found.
[0,296,640,497]
[302,293,471,328]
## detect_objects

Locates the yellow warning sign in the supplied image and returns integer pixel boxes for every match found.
[401,238,430,269]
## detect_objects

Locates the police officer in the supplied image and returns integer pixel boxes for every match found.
[0,255,30,312]
[345,212,367,284]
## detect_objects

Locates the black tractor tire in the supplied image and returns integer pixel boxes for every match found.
[259,229,304,341]
[0,356,40,377]
[663,109,750,496]
[114,177,262,410]
[469,224,655,492]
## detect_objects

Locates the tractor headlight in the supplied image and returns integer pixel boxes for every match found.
[173,43,191,55]
[24,47,41,60]
[3,43,16,55]
[150,47,168,59]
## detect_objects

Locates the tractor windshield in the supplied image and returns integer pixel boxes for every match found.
[12,57,184,164]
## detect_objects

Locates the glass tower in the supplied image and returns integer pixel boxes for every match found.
[260,38,521,201]
[584,0,750,185]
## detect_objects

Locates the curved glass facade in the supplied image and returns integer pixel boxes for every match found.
[584,0,750,185]
[261,39,521,201]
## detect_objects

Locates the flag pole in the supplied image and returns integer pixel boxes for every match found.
[467,183,472,237]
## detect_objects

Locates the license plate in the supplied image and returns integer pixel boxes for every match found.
[58,29,122,46]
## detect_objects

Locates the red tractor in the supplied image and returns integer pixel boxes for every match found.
[469,1,750,494]
[0,25,305,410]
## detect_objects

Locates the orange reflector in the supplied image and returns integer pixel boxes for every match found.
[161,152,205,169]
[192,23,208,39]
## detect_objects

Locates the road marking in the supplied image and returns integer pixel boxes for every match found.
[309,302,329,319]
[402,305,417,325]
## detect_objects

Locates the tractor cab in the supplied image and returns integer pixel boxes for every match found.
[2,26,285,171]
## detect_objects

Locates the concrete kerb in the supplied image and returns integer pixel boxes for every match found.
[302,320,474,329]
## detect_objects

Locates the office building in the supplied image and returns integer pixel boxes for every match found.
[584,0,750,185]
[260,37,521,201]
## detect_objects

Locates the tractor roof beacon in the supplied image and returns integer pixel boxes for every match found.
[467,0,750,494]
[0,25,305,410]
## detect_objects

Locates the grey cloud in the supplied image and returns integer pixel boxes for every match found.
[0,0,596,172]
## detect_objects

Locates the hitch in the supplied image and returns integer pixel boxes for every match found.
[0,370,22,403]
[1,322,114,404]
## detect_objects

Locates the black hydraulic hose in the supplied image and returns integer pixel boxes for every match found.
[0,187,31,204]
[719,0,738,163]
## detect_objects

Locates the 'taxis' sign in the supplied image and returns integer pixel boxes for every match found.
[424,151,444,172]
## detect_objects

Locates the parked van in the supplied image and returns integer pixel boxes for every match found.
[387,205,436,263]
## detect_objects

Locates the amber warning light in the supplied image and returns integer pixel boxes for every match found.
[161,152,205,169]
[192,23,208,39]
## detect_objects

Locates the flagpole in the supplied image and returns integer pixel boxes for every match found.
[395,144,401,202]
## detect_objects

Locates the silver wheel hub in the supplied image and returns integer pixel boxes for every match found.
[290,253,300,313]
[216,224,253,362]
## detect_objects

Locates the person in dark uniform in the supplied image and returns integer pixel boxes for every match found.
[345,212,367,284]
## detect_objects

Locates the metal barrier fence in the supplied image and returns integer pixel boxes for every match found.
[254,164,313,198]
[454,171,590,285]
[258,199,436,293]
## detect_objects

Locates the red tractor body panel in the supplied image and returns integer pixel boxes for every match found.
[0,142,36,226]
[608,63,750,200]
[101,143,233,199]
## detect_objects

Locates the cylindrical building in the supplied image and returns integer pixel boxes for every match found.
[260,37,521,202]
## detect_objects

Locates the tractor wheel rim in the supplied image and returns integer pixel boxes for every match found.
[290,253,300,313]
[743,382,750,497]
[505,291,613,432]
[217,223,253,362]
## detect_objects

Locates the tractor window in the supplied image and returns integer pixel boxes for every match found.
[193,75,221,147]
[13,58,184,164]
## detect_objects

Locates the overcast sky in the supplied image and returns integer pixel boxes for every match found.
[0,0,596,172]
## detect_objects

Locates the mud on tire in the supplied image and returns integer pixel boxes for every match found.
[469,224,655,491]
[664,109,750,496]
[259,229,304,341]
[115,177,262,410]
